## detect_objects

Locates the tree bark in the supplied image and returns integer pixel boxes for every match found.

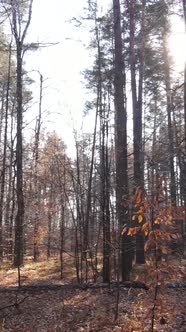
[11,0,33,267]
[33,73,43,261]
[113,0,132,281]
[182,0,186,250]
[0,44,11,259]
[162,36,177,206]
[14,42,24,267]
[127,0,146,265]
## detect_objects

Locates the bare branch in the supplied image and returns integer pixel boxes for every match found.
[21,0,33,44]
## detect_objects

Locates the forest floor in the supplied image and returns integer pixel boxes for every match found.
[0,254,185,332]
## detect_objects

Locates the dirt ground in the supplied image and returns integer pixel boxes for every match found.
[0,256,185,332]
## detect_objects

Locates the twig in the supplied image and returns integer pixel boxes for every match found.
[0,296,29,312]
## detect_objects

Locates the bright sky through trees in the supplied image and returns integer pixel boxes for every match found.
[24,0,111,156]
[25,0,185,157]
[168,14,186,71]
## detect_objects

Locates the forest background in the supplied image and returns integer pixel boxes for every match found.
[0,1,185,330]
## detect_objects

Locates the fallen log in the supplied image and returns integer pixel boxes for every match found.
[0,281,185,293]
[0,281,149,293]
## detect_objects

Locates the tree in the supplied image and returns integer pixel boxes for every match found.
[183,1,186,143]
[0,41,12,260]
[182,0,186,249]
[113,0,132,281]
[126,0,146,264]
[33,72,43,261]
[7,0,34,267]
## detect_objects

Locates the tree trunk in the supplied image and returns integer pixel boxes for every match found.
[14,43,24,267]
[127,0,145,264]
[33,73,43,261]
[162,37,176,206]
[47,190,52,260]
[101,99,111,283]
[182,0,186,250]
[11,0,33,267]
[113,0,132,281]
[0,43,12,260]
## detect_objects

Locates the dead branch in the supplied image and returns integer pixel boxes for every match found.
[0,295,29,311]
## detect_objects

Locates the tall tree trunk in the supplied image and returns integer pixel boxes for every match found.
[7,103,16,258]
[182,0,186,248]
[14,42,24,266]
[83,22,100,264]
[137,0,146,188]
[47,186,53,259]
[0,43,11,260]
[162,37,176,206]
[47,210,52,259]
[127,0,139,187]
[151,97,158,197]
[11,0,34,267]
[33,73,43,261]
[60,202,65,279]
[127,0,145,264]
[113,0,132,281]
[183,0,186,116]
[103,104,111,283]
[101,96,111,283]
[0,86,5,144]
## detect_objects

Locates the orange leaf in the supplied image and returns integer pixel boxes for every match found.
[132,215,136,221]
[142,221,150,236]
[144,241,149,252]
[137,192,142,204]
[154,217,161,224]
[127,228,132,236]
[138,214,143,223]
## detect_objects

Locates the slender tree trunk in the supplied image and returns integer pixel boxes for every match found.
[33,73,43,261]
[100,97,111,283]
[83,23,100,263]
[103,106,111,282]
[162,37,176,206]
[137,0,146,188]
[8,105,16,258]
[151,97,158,197]
[0,43,12,260]
[14,43,24,267]
[127,0,145,264]
[113,0,132,281]
[0,86,5,144]
[136,0,146,265]
[64,186,80,283]
[12,0,34,267]
[127,0,139,187]
[47,188,53,259]
[73,140,85,282]
[55,154,66,279]
[183,0,186,153]
[47,211,52,259]
[60,202,65,279]
[172,98,183,204]
[182,0,186,249]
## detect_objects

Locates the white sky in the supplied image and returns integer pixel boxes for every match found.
[23,0,185,157]
[25,0,111,156]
